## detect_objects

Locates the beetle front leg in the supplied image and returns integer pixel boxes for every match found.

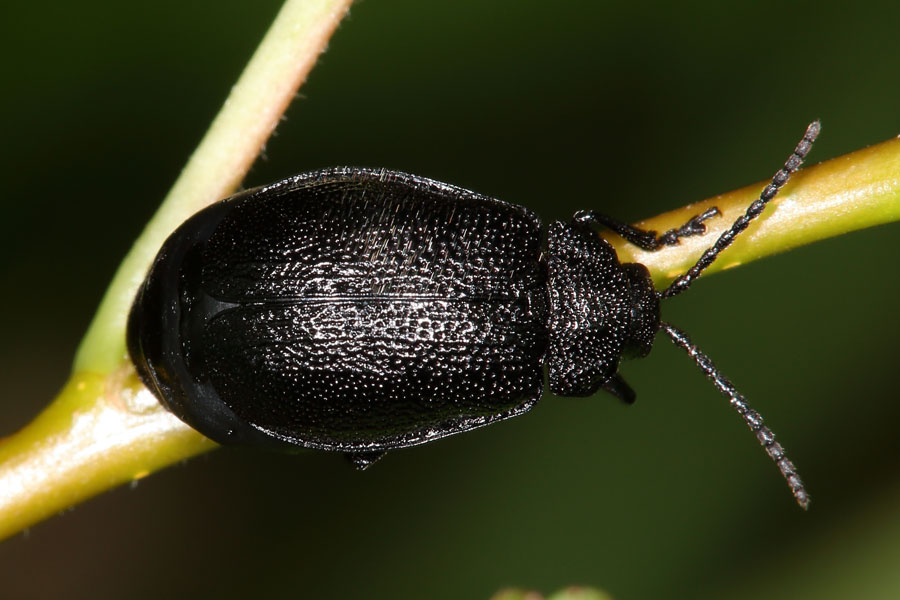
[575,207,721,251]
[601,373,637,404]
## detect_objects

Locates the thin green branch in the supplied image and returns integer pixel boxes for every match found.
[0,0,353,541]
[0,371,216,541]
[1,135,896,540]
[493,587,613,600]
[609,136,900,286]
[75,0,354,374]
[0,0,898,542]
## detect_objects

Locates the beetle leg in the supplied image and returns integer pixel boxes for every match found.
[573,208,720,251]
[601,373,637,404]
[346,451,387,470]
[662,121,820,298]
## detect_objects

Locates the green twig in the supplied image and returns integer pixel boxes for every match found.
[0,0,898,541]
[493,586,614,600]
[609,134,900,285]
[0,0,352,541]
[75,0,354,374]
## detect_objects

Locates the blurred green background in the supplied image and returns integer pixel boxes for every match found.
[1,1,899,598]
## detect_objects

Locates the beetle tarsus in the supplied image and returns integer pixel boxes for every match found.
[574,207,720,251]
[656,207,721,246]
[662,120,821,299]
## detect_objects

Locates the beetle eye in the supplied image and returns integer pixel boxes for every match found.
[621,263,658,360]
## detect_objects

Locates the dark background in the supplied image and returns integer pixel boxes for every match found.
[2,1,899,598]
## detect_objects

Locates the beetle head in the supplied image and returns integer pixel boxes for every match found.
[620,262,660,360]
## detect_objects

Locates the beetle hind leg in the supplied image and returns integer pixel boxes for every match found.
[574,208,721,251]
[345,451,387,470]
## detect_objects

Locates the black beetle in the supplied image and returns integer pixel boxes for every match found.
[128,122,820,507]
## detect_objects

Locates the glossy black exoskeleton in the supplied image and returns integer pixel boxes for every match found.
[128,123,821,508]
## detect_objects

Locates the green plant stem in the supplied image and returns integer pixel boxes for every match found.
[0,0,353,541]
[0,0,898,541]
[609,135,900,286]
[1,136,896,540]
[75,0,354,374]
[0,371,216,541]
[493,586,613,600]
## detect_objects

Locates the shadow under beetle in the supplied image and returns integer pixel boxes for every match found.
[128,122,821,508]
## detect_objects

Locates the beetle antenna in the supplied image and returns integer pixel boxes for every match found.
[662,120,821,299]
[659,322,810,509]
